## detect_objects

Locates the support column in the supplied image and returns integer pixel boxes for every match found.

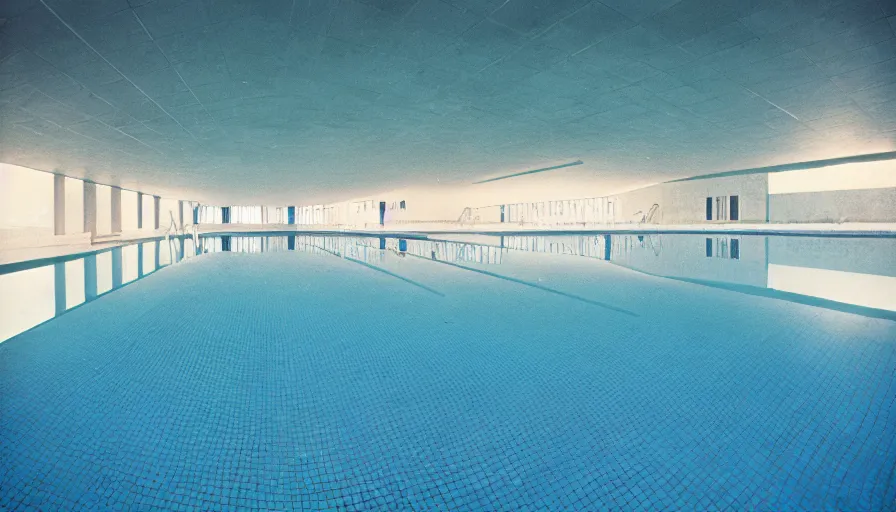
[154,196,160,230]
[178,200,185,229]
[54,174,65,235]
[84,254,98,301]
[83,182,97,237]
[54,262,66,315]
[137,192,143,229]
[154,240,160,269]
[111,186,122,233]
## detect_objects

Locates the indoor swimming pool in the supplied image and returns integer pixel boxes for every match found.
[1,234,894,510]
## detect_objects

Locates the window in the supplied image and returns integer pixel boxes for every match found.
[715,196,728,221]
[705,197,712,221]
[730,195,739,221]
[399,200,406,210]
[706,236,740,259]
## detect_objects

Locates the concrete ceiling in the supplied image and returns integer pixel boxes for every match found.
[1,0,895,205]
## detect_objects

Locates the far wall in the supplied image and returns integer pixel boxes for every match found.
[615,173,768,224]
[289,156,896,226]
[769,188,896,223]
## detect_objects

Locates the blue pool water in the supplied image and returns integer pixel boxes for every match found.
[1,234,895,510]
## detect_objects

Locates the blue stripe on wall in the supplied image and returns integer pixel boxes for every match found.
[473,160,584,184]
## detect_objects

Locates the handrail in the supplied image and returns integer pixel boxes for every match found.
[634,204,660,225]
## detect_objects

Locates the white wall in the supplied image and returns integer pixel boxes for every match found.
[182,201,193,226]
[141,196,155,230]
[64,177,84,235]
[96,185,112,235]
[0,162,54,231]
[768,160,896,194]
[614,173,769,224]
[769,188,896,222]
[768,159,896,223]
[122,190,138,231]
[159,198,180,230]
[337,169,770,225]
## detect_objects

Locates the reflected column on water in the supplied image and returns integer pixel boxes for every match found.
[111,186,122,234]
[138,243,145,278]
[111,247,123,289]
[53,262,65,315]
[84,254,98,301]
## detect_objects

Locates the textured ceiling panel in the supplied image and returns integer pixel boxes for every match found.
[0,0,895,205]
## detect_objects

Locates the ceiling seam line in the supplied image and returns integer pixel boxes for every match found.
[131,9,229,138]
[31,88,164,154]
[25,48,171,147]
[741,87,800,121]
[36,0,200,142]
[288,0,297,26]
[15,105,144,159]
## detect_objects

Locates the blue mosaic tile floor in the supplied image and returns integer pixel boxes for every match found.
[2,250,895,510]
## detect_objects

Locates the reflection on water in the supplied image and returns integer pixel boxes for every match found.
[1,234,893,342]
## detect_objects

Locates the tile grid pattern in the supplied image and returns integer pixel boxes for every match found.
[1,250,895,510]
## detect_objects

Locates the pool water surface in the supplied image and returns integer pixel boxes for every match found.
[1,234,894,510]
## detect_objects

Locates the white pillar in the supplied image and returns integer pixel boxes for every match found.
[111,186,122,233]
[83,182,97,237]
[53,174,65,235]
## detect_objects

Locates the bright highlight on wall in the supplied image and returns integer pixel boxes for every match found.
[0,163,54,230]
[768,160,896,195]
[0,266,55,341]
[64,177,84,235]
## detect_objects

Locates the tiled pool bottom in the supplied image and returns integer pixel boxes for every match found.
[2,250,895,511]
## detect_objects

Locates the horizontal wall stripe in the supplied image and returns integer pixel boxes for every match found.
[473,160,584,184]
[667,151,896,183]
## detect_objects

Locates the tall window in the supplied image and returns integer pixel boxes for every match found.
[715,196,728,221]
[730,196,739,221]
